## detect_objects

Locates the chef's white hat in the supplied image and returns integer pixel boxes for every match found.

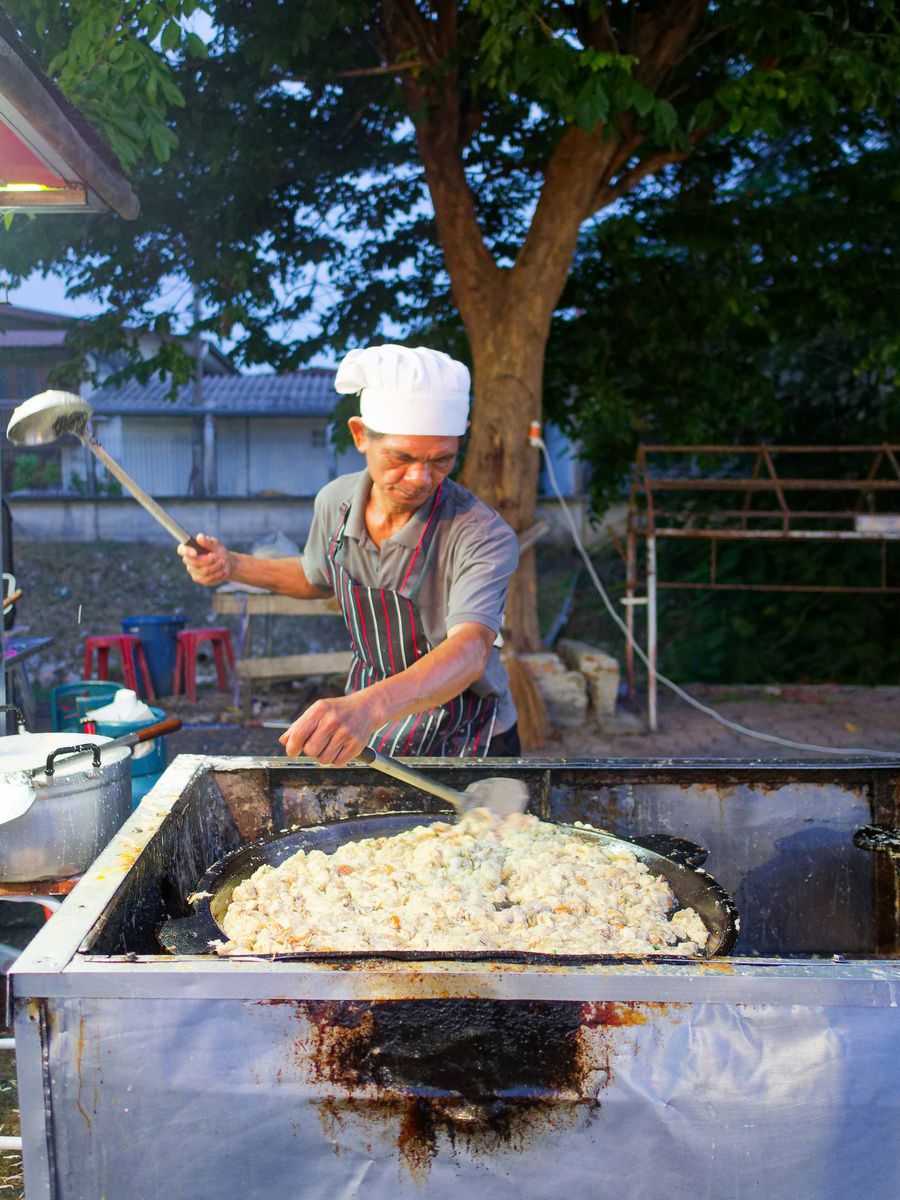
[335,344,470,436]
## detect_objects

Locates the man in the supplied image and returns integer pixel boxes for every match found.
[178,344,519,765]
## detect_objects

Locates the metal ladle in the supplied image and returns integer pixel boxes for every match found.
[357,745,528,817]
[6,391,208,554]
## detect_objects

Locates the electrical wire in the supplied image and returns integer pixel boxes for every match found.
[532,432,900,760]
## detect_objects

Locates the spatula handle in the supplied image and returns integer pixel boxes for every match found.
[356,746,465,813]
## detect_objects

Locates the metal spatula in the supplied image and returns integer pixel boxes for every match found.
[356,746,528,817]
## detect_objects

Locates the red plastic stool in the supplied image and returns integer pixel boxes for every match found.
[83,635,156,700]
[173,628,235,703]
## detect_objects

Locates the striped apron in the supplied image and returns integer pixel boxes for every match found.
[326,488,498,758]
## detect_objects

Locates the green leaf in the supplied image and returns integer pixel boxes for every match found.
[631,85,655,118]
[185,31,208,60]
[654,98,678,139]
[572,80,609,132]
[147,10,167,41]
[149,123,175,161]
[160,19,181,53]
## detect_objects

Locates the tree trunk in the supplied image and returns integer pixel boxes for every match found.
[458,300,548,652]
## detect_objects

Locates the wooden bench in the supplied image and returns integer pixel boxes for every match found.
[212,592,351,718]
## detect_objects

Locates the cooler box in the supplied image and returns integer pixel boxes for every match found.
[51,681,124,732]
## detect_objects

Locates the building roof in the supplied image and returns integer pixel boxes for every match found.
[0,328,66,348]
[0,304,238,376]
[89,369,342,418]
[0,5,139,217]
[0,304,73,330]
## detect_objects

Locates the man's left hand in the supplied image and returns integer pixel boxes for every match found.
[279,692,384,766]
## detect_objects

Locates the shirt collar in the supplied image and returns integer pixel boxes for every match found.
[345,469,445,551]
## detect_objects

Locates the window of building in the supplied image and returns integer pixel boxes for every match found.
[17,367,39,398]
[0,365,48,400]
[311,427,327,448]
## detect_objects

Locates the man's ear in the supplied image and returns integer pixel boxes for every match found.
[347,416,368,452]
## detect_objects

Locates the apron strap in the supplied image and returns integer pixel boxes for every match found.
[399,482,444,604]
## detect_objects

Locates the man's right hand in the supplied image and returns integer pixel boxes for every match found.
[177,533,235,587]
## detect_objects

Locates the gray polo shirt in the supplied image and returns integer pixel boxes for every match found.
[302,469,519,732]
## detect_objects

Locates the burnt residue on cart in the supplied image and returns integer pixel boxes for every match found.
[273,998,622,1174]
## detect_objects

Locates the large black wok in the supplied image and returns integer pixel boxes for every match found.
[159,814,740,959]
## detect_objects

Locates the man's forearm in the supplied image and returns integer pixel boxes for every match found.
[359,624,494,730]
[227,553,331,598]
[279,622,496,763]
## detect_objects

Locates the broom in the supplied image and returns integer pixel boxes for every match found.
[499,520,552,751]
[501,636,548,751]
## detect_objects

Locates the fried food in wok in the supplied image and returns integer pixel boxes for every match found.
[217,810,710,956]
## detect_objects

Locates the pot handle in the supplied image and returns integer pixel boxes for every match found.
[0,705,25,735]
[44,744,101,777]
[157,911,227,955]
[134,718,182,742]
[628,834,709,869]
[853,824,900,852]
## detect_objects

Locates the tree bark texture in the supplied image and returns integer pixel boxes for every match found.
[384,0,710,652]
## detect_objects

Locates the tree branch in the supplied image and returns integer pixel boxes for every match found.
[382,0,500,321]
[590,115,727,212]
[274,61,424,83]
[512,123,620,309]
[391,0,440,63]
[682,21,731,63]
[630,0,710,90]
[598,3,620,54]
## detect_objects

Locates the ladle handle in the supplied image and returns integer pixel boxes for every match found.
[87,439,209,554]
[356,746,466,813]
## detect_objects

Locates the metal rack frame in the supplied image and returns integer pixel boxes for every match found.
[625,444,900,729]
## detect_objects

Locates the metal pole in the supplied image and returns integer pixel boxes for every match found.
[625,511,636,702]
[203,412,216,496]
[647,533,658,732]
[189,286,205,497]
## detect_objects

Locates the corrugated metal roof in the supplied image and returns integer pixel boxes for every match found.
[89,369,342,417]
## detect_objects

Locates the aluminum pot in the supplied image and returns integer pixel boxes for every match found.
[0,733,131,882]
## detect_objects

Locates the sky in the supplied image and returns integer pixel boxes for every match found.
[6,271,106,318]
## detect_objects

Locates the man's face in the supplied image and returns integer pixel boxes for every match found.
[348,418,459,512]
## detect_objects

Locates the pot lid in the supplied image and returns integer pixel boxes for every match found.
[0,731,130,778]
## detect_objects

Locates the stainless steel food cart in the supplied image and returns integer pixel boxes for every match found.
[11,753,900,1200]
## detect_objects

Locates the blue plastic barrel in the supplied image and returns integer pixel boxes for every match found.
[120,615,186,697]
[51,681,124,732]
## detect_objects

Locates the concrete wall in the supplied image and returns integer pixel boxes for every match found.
[8,496,319,549]
[8,495,616,550]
